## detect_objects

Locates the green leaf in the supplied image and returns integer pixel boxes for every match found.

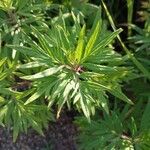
[83,22,100,59]
[130,117,137,137]
[80,99,89,120]
[29,119,44,136]
[17,61,47,69]
[83,63,118,73]
[52,79,69,99]
[7,45,45,58]
[13,121,20,142]
[24,90,45,105]
[0,57,7,67]
[17,0,29,10]
[79,92,90,121]
[31,26,54,58]
[75,24,86,63]
[92,28,123,54]
[110,86,134,105]
[71,12,81,35]
[21,66,64,80]
[140,100,150,130]
[56,25,70,53]
[57,81,73,118]
[0,96,5,103]
[0,106,8,123]
[73,93,81,104]
[97,92,109,114]
[89,7,102,37]
[12,108,20,142]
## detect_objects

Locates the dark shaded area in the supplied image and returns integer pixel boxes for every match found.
[0,111,77,150]
[0,128,48,150]
[47,111,78,150]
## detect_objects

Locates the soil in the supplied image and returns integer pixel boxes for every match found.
[0,111,78,150]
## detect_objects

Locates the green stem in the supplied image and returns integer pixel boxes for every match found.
[127,0,134,36]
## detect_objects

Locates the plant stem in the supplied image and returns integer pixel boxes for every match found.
[127,0,134,36]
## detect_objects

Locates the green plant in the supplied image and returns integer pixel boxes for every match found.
[0,58,53,142]
[129,2,150,70]
[102,0,150,80]
[0,0,50,59]
[9,8,133,121]
[126,1,150,102]
[75,2,150,149]
[0,0,149,148]
[76,100,150,150]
